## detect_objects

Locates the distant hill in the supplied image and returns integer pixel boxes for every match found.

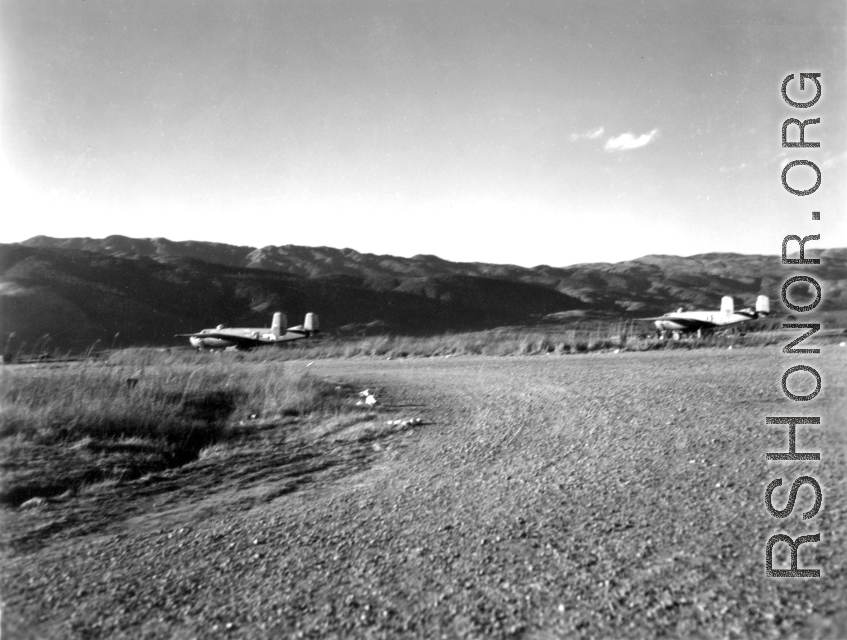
[3,236,845,350]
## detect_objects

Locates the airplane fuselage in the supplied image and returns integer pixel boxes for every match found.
[653,310,759,332]
[189,329,274,350]
[188,328,309,350]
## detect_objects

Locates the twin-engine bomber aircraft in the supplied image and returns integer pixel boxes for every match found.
[647,295,770,339]
[178,312,318,350]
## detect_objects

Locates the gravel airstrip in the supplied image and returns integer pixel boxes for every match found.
[2,348,845,638]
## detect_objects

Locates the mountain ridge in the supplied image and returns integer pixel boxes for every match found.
[3,236,845,350]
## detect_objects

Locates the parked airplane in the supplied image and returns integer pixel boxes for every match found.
[647,296,770,339]
[177,312,318,350]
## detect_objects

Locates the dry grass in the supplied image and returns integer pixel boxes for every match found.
[12,318,843,367]
[169,322,814,363]
[0,360,352,505]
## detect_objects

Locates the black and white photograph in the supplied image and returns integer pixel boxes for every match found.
[1,0,845,637]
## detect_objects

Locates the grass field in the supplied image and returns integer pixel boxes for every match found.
[50,322,838,368]
[14,316,844,366]
[0,360,369,507]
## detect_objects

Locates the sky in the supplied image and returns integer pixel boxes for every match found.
[1,0,845,267]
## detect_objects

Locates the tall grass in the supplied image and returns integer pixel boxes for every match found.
[0,360,348,505]
[148,322,793,364]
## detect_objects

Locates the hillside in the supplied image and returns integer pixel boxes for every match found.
[2,237,845,351]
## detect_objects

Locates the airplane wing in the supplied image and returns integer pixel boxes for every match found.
[174,332,272,347]
[643,316,718,330]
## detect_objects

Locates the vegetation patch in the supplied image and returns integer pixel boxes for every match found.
[0,360,350,506]
[134,322,826,364]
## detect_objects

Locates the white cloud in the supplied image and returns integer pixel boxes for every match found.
[604,129,659,152]
[569,126,604,142]
[822,151,847,168]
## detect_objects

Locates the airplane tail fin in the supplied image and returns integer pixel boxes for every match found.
[304,313,319,335]
[720,296,734,318]
[271,312,287,338]
[756,295,770,317]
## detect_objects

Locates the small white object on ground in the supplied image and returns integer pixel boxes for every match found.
[357,389,377,407]
[386,417,422,428]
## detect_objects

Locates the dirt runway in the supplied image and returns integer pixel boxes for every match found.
[2,349,845,638]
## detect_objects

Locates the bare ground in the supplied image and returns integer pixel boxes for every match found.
[2,348,846,639]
